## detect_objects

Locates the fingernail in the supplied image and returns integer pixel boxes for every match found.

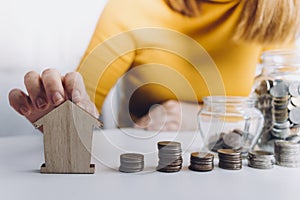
[19,106,30,116]
[52,92,64,105]
[36,97,47,109]
[72,90,81,102]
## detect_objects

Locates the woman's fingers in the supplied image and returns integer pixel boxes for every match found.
[9,68,99,126]
[134,100,200,131]
[41,69,65,106]
[64,72,87,104]
[24,71,48,110]
[64,72,99,118]
[9,89,32,117]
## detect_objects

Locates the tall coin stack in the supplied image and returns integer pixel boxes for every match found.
[275,141,300,168]
[270,81,290,139]
[157,141,182,173]
[247,150,275,169]
[218,149,242,170]
[188,152,214,172]
[255,80,273,135]
[119,153,144,173]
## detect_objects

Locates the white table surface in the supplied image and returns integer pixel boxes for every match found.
[1,128,300,200]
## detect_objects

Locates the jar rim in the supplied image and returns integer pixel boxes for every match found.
[261,49,300,59]
[203,96,256,105]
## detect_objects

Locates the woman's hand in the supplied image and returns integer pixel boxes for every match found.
[8,68,98,125]
[134,100,201,131]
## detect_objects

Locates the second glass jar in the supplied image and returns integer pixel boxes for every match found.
[198,96,264,155]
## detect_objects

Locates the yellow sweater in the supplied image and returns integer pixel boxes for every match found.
[78,0,265,120]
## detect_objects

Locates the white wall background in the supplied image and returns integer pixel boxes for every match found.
[0,0,107,73]
[0,0,299,136]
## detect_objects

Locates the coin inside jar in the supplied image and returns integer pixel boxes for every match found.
[270,82,289,98]
[289,107,300,124]
[289,81,300,97]
[223,132,243,150]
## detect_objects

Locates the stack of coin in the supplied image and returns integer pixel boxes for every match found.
[255,80,273,137]
[209,129,244,152]
[247,150,275,169]
[275,141,300,168]
[270,81,290,139]
[119,153,144,173]
[188,152,214,172]
[218,149,242,170]
[254,80,300,150]
[157,141,182,173]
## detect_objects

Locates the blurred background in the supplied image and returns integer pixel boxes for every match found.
[0,0,107,136]
[0,0,299,137]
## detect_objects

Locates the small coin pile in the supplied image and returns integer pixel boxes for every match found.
[209,129,244,152]
[188,152,214,172]
[275,141,300,168]
[255,80,300,147]
[119,153,144,173]
[157,141,182,173]
[218,149,242,170]
[247,150,275,169]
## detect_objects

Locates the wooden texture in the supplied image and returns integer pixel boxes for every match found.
[34,100,102,174]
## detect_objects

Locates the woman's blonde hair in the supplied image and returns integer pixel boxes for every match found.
[164,0,300,45]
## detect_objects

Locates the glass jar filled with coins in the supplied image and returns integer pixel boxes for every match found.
[252,49,300,152]
[198,96,264,156]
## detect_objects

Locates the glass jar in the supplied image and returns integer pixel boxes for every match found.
[198,96,264,156]
[252,49,300,152]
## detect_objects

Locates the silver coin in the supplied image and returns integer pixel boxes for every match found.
[190,152,214,160]
[157,141,181,150]
[289,107,300,124]
[275,140,300,147]
[119,166,144,173]
[276,162,300,168]
[232,129,244,136]
[273,121,291,129]
[248,163,274,169]
[271,127,290,139]
[286,134,300,143]
[287,101,296,111]
[291,97,300,107]
[217,149,241,156]
[249,150,274,157]
[219,162,242,170]
[289,81,300,97]
[223,132,243,150]
[120,153,144,161]
[270,82,289,98]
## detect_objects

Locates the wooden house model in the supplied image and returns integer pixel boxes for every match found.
[34,100,102,174]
